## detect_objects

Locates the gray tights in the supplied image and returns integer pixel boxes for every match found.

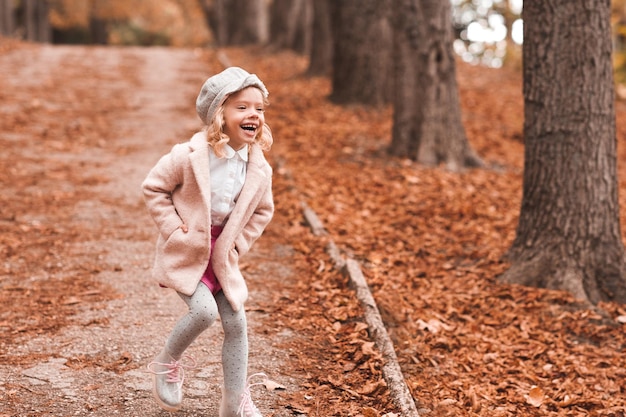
[161,283,248,410]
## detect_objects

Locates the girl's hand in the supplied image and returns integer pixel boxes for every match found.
[179,224,189,233]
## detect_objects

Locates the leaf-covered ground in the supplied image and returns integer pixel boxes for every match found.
[1,39,625,417]
[233,48,626,416]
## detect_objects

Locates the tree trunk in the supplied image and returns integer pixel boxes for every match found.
[203,0,227,46]
[24,0,37,41]
[0,0,14,37]
[36,0,49,42]
[225,0,266,45]
[269,0,311,54]
[89,18,108,45]
[500,0,626,305]
[329,0,392,106]
[307,0,333,76]
[390,0,482,170]
[22,0,50,42]
[206,0,266,46]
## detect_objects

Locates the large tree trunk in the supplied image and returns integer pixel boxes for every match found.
[307,0,332,76]
[500,0,626,305]
[329,0,392,106]
[24,0,37,41]
[89,18,108,45]
[0,0,14,37]
[227,0,266,45]
[25,0,50,42]
[210,0,266,46]
[390,0,482,170]
[269,0,311,54]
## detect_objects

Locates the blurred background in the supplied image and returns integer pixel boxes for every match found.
[3,0,626,77]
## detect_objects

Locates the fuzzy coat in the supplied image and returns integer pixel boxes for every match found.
[142,132,274,311]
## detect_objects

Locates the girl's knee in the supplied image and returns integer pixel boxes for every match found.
[183,284,219,327]
[221,313,247,336]
[188,300,219,330]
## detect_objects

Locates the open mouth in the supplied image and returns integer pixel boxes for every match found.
[241,124,257,132]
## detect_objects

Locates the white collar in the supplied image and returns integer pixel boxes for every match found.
[223,144,249,161]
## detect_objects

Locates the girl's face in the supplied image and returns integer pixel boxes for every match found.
[222,87,266,150]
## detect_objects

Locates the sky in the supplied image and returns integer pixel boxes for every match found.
[452,0,524,67]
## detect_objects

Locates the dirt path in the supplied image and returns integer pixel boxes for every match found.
[0,45,304,417]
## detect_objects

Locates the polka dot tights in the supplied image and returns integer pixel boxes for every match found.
[158,283,248,416]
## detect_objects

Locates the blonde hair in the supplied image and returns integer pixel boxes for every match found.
[205,91,273,158]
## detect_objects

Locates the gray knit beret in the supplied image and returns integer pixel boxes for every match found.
[196,67,269,125]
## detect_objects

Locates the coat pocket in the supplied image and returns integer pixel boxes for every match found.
[160,228,207,271]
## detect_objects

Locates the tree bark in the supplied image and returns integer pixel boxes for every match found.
[22,0,50,42]
[90,18,108,45]
[500,0,626,305]
[25,0,37,41]
[37,0,50,43]
[269,0,311,54]
[226,0,266,45]
[390,0,482,170]
[329,0,392,106]
[307,0,333,76]
[203,0,226,46]
[206,0,266,46]
[0,0,14,37]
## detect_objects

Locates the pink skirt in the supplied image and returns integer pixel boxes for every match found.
[200,225,224,295]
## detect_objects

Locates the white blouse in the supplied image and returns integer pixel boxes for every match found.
[209,144,248,226]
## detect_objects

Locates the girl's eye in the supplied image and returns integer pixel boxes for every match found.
[257,108,265,113]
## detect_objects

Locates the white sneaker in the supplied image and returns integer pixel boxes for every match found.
[237,373,267,417]
[147,355,196,412]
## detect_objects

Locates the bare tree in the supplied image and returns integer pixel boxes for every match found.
[0,0,15,37]
[207,0,267,46]
[500,0,626,305]
[329,0,392,106]
[269,0,311,54]
[24,0,50,42]
[307,0,332,76]
[390,0,481,169]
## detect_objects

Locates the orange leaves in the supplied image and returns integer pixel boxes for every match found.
[250,50,626,415]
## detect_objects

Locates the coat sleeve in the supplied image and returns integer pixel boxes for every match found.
[142,144,187,239]
[234,176,274,257]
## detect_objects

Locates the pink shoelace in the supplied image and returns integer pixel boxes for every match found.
[238,373,267,417]
[147,355,197,385]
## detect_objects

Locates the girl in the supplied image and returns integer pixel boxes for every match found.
[142,67,273,417]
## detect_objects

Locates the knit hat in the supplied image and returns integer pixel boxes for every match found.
[196,67,269,125]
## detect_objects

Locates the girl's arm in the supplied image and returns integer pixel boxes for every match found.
[142,147,186,239]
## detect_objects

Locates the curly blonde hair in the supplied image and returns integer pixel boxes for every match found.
[205,92,273,158]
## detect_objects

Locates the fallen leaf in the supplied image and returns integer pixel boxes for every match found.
[362,407,380,417]
[361,341,377,356]
[62,296,81,305]
[263,378,286,391]
[357,380,385,396]
[555,394,574,407]
[525,385,544,407]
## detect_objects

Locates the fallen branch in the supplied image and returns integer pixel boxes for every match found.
[302,201,419,416]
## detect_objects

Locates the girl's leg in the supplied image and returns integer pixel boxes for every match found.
[150,283,218,411]
[215,291,253,417]
[164,283,219,359]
